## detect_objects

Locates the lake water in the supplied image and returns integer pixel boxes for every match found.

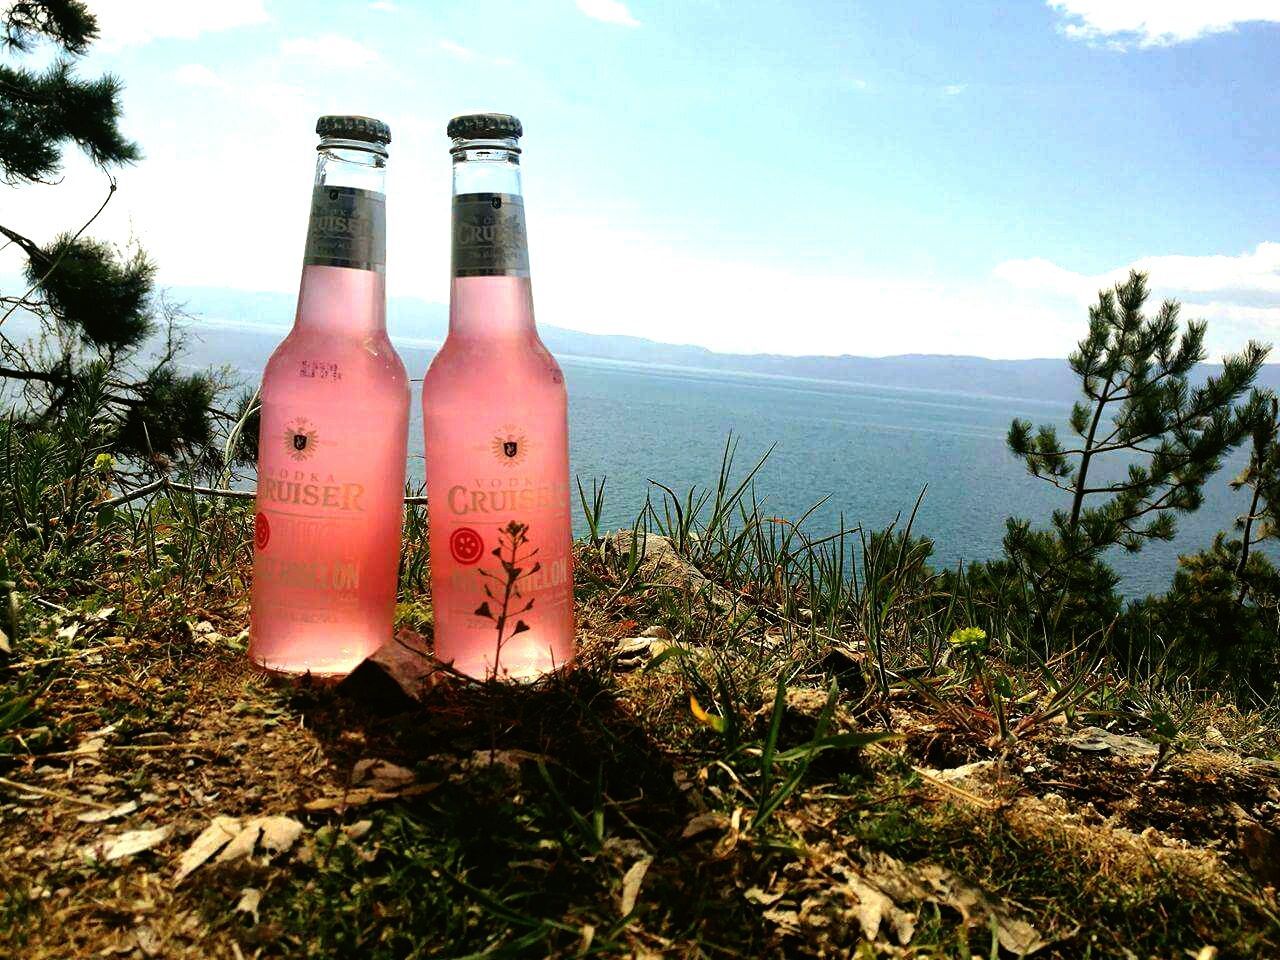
[183,317,1269,599]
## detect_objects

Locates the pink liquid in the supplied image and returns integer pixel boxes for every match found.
[422,275,574,680]
[249,265,409,676]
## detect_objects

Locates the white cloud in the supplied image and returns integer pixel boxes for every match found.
[174,64,228,90]
[438,40,476,61]
[942,84,966,96]
[89,0,269,50]
[576,0,641,28]
[995,243,1280,358]
[1047,1,1280,49]
[512,209,1079,359]
[436,40,514,67]
[280,35,381,67]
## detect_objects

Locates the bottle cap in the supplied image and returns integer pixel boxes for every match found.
[447,113,523,140]
[315,115,392,145]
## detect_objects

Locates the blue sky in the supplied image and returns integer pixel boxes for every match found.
[4,0,1280,358]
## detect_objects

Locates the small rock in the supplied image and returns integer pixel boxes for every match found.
[612,635,673,670]
[932,760,997,784]
[338,629,435,711]
[352,759,415,789]
[1067,726,1159,759]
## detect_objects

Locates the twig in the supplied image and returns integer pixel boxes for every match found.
[101,477,427,508]
[0,775,114,810]
[868,743,997,810]
[100,478,254,508]
[27,742,214,759]
[0,175,118,329]
[2,639,143,671]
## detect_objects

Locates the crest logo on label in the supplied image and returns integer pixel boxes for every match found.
[449,527,484,565]
[491,427,528,466]
[254,512,270,551]
[283,418,319,461]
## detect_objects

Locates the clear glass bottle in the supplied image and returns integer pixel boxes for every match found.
[422,113,575,681]
[249,115,409,677]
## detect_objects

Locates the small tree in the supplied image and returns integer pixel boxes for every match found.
[1231,392,1280,604]
[0,0,219,462]
[1005,271,1267,619]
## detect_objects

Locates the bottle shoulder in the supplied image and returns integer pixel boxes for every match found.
[423,334,566,395]
[263,330,409,397]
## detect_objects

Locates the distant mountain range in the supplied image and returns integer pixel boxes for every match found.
[174,285,1280,404]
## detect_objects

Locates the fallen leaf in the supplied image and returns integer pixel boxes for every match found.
[236,887,262,924]
[343,820,373,840]
[217,822,262,863]
[173,816,241,883]
[352,759,415,788]
[743,886,785,906]
[690,694,727,733]
[303,781,439,812]
[619,856,653,916]
[258,816,304,855]
[87,825,172,862]
[77,800,138,823]
[681,812,729,839]
[134,925,161,958]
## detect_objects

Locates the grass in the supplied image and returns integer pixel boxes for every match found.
[0,436,1278,957]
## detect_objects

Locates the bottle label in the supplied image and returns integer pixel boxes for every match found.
[304,185,386,272]
[452,192,530,278]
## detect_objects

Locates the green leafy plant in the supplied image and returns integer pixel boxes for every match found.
[1006,271,1267,624]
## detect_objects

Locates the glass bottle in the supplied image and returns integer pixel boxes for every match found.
[422,113,574,680]
[249,115,409,677]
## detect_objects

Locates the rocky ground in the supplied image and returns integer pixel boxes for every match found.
[1,539,1278,958]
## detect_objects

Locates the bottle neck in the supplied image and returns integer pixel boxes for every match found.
[297,140,388,335]
[449,137,535,339]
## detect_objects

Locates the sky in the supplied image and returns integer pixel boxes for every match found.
[3,0,1280,359]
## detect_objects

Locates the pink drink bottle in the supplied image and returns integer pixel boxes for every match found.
[249,115,409,677]
[423,113,575,680]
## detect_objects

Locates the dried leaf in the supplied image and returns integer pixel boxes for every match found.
[352,758,415,788]
[217,822,262,863]
[303,781,439,813]
[257,815,304,855]
[690,694,726,733]
[236,887,262,923]
[174,816,241,883]
[77,800,138,823]
[87,825,172,862]
[619,856,652,916]
[680,812,728,839]
[342,820,373,840]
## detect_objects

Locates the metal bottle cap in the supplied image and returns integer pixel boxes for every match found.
[446,113,523,140]
[315,115,392,145]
